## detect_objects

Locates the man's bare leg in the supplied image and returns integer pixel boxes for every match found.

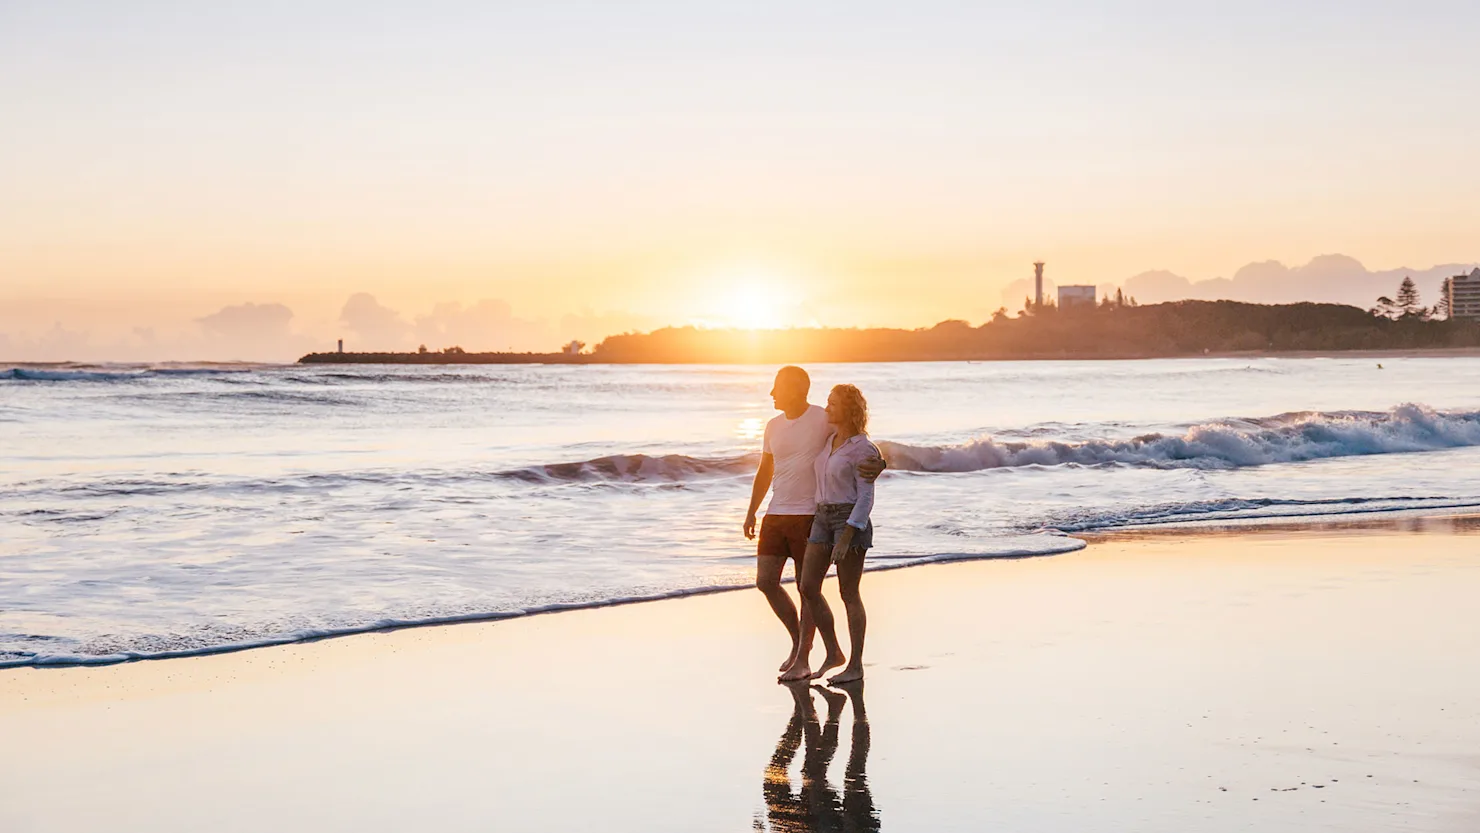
[784,553,820,671]
[827,548,868,685]
[780,543,846,681]
[756,554,800,670]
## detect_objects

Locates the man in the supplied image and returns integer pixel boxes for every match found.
[745,366,884,679]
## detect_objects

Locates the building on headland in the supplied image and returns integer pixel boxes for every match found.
[1058,285,1097,309]
[337,339,344,354]
[1034,261,1045,308]
[1449,268,1480,320]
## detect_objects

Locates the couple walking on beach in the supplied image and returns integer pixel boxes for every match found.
[745,366,885,685]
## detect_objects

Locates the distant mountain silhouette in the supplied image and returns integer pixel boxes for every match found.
[1120,255,1475,308]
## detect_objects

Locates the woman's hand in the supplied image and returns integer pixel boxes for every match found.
[832,524,856,564]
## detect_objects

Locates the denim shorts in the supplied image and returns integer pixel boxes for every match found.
[808,503,873,551]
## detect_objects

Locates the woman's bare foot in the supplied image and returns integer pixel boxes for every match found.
[778,661,813,682]
[810,651,846,680]
[827,665,864,686]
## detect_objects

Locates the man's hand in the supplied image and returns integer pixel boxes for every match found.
[744,511,758,540]
[858,455,887,483]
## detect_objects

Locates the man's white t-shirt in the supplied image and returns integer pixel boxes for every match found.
[762,404,832,516]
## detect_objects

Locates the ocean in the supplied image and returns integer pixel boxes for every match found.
[4,357,1480,667]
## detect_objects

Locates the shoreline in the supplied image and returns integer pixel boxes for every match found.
[6,508,1478,672]
[0,536,1088,671]
[5,516,1480,831]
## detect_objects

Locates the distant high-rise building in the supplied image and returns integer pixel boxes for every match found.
[1059,285,1096,309]
[1034,261,1045,308]
[1449,268,1480,320]
[337,339,344,354]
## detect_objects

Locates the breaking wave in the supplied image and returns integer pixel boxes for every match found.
[497,453,759,483]
[1,368,143,382]
[880,404,1480,472]
[487,404,1480,484]
[1,366,253,383]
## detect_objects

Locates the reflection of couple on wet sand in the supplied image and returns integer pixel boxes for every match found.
[745,366,885,684]
[758,682,877,833]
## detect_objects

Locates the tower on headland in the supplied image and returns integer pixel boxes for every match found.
[337,339,344,354]
[1033,261,1045,308]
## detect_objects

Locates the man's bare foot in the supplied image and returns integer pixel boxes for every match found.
[809,651,846,680]
[827,666,864,686]
[778,662,812,682]
[779,644,805,672]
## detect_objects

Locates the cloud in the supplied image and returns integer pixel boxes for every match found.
[339,293,411,351]
[557,309,663,343]
[194,302,319,361]
[34,322,93,358]
[198,302,295,339]
[0,302,322,362]
[0,294,657,361]
[413,299,553,352]
[340,296,651,353]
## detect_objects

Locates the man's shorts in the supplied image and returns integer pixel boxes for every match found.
[757,514,815,562]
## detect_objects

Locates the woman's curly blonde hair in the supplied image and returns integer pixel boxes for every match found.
[830,384,868,434]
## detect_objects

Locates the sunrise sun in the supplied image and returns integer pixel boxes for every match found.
[699,267,798,330]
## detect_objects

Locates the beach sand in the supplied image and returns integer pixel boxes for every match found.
[4,516,1480,832]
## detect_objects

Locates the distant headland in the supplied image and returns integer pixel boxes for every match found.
[300,299,1480,365]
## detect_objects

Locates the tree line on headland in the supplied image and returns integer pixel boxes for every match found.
[301,278,1477,365]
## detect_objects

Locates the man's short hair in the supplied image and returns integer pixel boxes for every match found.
[775,365,810,396]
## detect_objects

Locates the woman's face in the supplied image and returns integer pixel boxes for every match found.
[825,390,844,425]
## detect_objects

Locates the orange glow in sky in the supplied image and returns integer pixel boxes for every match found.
[2,3,1478,360]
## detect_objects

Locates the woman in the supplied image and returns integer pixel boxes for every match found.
[795,383,878,686]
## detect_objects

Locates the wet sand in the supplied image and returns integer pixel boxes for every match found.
[4,517,1480,832]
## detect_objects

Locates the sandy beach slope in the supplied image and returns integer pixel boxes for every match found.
[3,517,1479,832]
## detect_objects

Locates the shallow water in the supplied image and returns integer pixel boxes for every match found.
[4,357,1480,665]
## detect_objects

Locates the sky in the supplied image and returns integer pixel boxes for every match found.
[3,1,1479,360]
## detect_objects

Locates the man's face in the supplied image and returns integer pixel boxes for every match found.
[770,373,805,411]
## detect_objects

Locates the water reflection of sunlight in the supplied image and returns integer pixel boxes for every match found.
[737,417,765,443]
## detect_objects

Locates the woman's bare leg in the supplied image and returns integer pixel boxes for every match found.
[780,542,845,681]
[827,548,867,685]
